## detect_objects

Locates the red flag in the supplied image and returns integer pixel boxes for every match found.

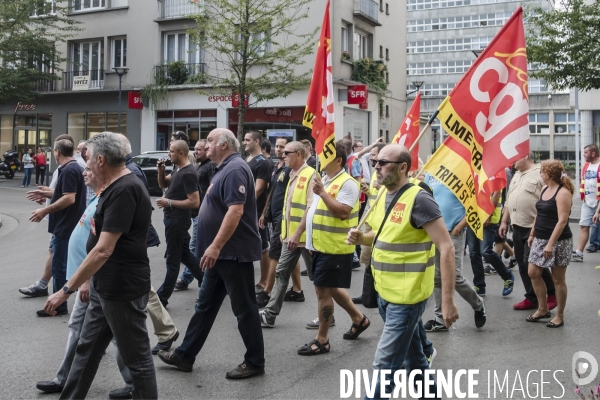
[302,0,336,168]
[423,7,529,239]
[392,92,421,171]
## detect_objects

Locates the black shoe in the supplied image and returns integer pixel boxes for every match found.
[256,291,270,308]
[109,386,133,399]
[225,363,265,379]
[424,319,448,332]
[151,331,179,355]
[352,297,362,304]
[586,245,598,253]
[284,289,305,302]
[352,261,361,270]
[36,381,63,393]
[300,269,308,276]
[158,350,193,372]
[174,280,188,291]
[37,309,68,317]
[474,304,487,328]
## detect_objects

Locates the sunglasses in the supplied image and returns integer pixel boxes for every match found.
[372,159,405,167]
[283,150,299,155]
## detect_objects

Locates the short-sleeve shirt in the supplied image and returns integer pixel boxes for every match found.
[33,153,46,166]
[350,157,363,179]
[584,162,600,208]
[196,158,216,202]
[247,154,272,215]
[269,162,291,222]
[164,164,199,219]
[87,173,152,301]
[380,183,442,230]
[424,173,465,231]
[196,153,261,263]
[48,160,86,238]
[305,169,360,251]
[67,196,98,280]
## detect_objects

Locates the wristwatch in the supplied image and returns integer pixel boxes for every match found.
[63,285,75,295]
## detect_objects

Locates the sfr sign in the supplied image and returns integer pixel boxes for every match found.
[347,85,368,105]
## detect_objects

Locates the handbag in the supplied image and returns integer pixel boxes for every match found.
[361,182,414,308]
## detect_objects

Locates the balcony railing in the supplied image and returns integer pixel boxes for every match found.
[158,0,202,19]
[153,62,206,85]
[33,76,57,92]
[62,70,105,91]
[354,0,380,26]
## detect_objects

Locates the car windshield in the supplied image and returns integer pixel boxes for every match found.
[132,153,169,168]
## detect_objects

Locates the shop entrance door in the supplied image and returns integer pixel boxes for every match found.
[15,128,37,161]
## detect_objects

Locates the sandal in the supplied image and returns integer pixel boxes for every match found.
[546,320,564,328]
[526,311,551,322]
[297,339,330,356]
[343,314,370,340]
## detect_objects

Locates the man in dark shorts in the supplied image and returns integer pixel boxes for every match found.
[243,131,272,294]
[43,132,157,399]
[156,140,203,307]
[158,128,264,379]
[298,142,370,356]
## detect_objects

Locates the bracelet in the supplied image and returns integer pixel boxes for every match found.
[168,199,172,208]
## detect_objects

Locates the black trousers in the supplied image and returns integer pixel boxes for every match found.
[512,225,555,301]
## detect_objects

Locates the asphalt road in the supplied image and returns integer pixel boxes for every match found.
[0,176,599,400]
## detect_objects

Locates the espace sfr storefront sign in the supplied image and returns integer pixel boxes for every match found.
[208,93,249,107]
[348,85,367,105]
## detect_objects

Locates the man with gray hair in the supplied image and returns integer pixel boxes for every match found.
[43,132,157,398]
[158,128,265,380]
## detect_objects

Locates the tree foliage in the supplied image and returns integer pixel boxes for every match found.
[0,0,80,103]
[188,0,318,140]
[526,0,600,91]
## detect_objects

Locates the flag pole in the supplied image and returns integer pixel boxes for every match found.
[355,110,440,230]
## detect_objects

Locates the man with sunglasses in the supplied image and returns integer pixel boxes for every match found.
[347,144,458,398]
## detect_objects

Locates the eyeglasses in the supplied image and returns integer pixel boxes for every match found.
[372,159,405,167]
[283,150,299,156]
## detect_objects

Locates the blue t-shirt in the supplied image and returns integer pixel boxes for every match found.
[424,173,465,231]
[67,196,99,280]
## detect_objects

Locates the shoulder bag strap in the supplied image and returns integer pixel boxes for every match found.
[372,182,414,246]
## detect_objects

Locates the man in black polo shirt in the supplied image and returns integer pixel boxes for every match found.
[158,128,265,380]
[30,135,86,317]
[243,131,272,295]
[156,140,203,307]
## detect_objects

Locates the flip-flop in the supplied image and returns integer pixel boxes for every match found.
[526,311,551,322]
[546,320,564,328]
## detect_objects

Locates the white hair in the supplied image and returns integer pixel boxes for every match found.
[215,129,240,152]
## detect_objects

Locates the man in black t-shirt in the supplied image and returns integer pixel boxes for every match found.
[156,140,203,307]
[43,132,157,399]
[244,131,273,294]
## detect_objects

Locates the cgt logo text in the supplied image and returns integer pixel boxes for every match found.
[339,352,598,399]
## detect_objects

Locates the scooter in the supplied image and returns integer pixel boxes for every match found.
[0,150,21,179]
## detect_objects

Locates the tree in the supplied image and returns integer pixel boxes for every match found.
[526,0,600,91]
[0,0,80,103]
[189,0,318,141]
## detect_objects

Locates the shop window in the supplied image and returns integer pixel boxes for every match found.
[155,109,217,150]
[111,37,127,69]
[67,112,127,140]
[0,115,13,155]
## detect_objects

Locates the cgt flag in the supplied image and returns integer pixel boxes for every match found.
[302,0,336,169]
[392,92,421,171]
[423,7,530,239]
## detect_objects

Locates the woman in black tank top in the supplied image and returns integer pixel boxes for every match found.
[526,160,574,328]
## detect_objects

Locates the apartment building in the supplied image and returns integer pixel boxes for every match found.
[0,0,409,163]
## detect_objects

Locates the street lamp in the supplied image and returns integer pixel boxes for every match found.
[113,67,129,133]
[407,80,424,96]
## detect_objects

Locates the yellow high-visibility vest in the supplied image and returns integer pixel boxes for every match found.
[281,166,315,242]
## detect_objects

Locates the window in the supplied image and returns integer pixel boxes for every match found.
[385,72,389,84]
[71,40,104,88]
[68,112,126,139]
[112,38,126,68]
[386,130,389,142]
[379,46,383,58]
[380,1,384,11]
[529,113,549,134]
[386,3,389,14]
[385,48,389,60]
[554,112,576,134]
[341,26,349,53]
[528,79,548,93]
[234,29,271,61]
[31,0,56,16]
[164,32,203,64]
[73,0,105,12]
[354,31,369,59]
[385,105,390,117]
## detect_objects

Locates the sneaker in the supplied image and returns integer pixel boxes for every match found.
[283,289,305,302]
[586,245,598,253]
[174,280,188,291]
[547,295,557,310]
[474,286,486,296]
[424,320,448,332]
[572,252,583,262]
[306,316,335,329]
[259,310,275,328]
[474,305,486,328]
[513,298,538,310]
[427,348,437,368]
[255,284,265,294]
[256,291,270,308]
[507,258,518,270]
[502,273,515,296]
[19,281,48,297]
[484,265,497,275]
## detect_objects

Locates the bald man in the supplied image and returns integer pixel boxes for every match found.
[156,140,202,307]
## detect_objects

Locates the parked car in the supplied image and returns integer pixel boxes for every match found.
[131,151,172,196]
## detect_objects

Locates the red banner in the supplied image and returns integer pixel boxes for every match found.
[392,92,421,171]
[423,7,529,239]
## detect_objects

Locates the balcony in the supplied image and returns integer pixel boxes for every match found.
[153,62,206,85]
[62,70,105,91]
[33,76,57,92]
[354,0,381,26]
[158,0,202,20]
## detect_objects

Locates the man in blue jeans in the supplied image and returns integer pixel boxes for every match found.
[30,134,86,317]
[158,128,265,380]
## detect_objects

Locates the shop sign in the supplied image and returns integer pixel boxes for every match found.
[264,108,292,117]
[72,75,90,91]
[14,102,37,113]
[348,84,368,104]
[207,93,249,107]
[128,92,143,109]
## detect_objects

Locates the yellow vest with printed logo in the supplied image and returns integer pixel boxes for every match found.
[369,184,435,304]
[281,166,315,242]
[491,194,502,224]
[368,178,379,208]
[312,171,360,254]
